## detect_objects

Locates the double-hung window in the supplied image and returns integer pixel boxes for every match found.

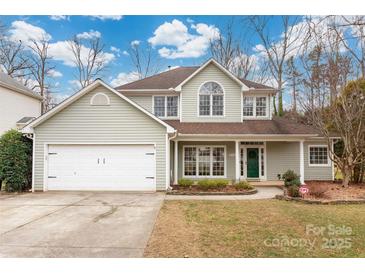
[243,96,268,118]
[153,96,178,118]
[183,146,225,177]
[199,82,224,116]
[309,145,329,166]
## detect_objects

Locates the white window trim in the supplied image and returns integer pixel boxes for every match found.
[152,95,179,119]
[308,145,331,167]
[182,145,227,178]
[242,95,269,120]
[197,81,225,118]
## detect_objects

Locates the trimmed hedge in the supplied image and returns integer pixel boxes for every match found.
[234,181,254,190]
[0,130,32,192]
[178,178,194,188]
[197,179,229,190]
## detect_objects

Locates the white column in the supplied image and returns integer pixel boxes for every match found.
[300,140,305,184]
[174,140,178,184]
[235,140,240,182]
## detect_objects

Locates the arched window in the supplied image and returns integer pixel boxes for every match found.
[90,93,110,106]
[199,82,224,116]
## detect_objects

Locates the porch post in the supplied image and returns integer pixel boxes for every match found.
[174,140,178,184]
[300,140,305,184]
[235,140,240,182]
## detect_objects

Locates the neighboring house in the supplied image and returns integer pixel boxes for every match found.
[23,59,334,192]
[0,73,42,134]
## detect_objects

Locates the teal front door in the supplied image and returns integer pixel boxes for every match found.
[247,148,259,178]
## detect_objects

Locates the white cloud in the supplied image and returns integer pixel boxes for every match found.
[76,30,101,40]
[48,40,115,67]
[89,15,123,21]
[49,15,68,21]
[187,18,194,24]
[110,71,140,87]
[148,19,220,59]
[122,50,129,56]
[47,69,63,78]
[9,20,51,44]
[110,46,120,53]
[130,40,141,47]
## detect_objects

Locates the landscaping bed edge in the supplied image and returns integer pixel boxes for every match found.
[275,194,365,205]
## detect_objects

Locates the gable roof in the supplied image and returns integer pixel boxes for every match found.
[22,79,175,134]
[116,59,276,91]
[0,73,43,100]
[165,117,320,136]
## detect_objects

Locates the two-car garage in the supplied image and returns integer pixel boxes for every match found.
[23,80,175,192]
[46,144,156,191]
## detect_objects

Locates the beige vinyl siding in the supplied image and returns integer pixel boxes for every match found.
[266,141,300,180]
[181,63,242,122]
[304,141,333,180]
[33,86,167,191]
[126,95,153,112]
[177,141,236,181]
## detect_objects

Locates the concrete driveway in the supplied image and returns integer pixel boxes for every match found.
[0,192,164,258]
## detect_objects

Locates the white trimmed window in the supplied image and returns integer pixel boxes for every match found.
[183,146,225,177]
[153,96,178,118]
[199,82,224,116]
[243,96,268,118]
[309,145,329,166]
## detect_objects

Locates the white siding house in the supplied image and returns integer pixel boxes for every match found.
[0,73,42,134]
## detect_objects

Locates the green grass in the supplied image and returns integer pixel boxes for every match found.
[145,200,365,257]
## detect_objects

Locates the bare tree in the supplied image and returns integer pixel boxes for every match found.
[27,38,55,113]
[128,41,161,79]
[210,19,261,80]
[303,16,353,105]
[68,36,108,88]
[246,16,305,116]
[0,22,32,78]
[331,16,365,78]
[303,79,365,187]
[285,56,301,112]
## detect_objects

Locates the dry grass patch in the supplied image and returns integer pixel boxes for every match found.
[144,200,365,258]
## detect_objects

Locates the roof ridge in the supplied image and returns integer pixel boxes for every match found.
[115,66,199,89]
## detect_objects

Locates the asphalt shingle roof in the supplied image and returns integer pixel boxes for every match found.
[116,66,275,90]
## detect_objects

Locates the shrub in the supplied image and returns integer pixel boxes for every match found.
[284,178,301,188]
[287,185,300,197]
[178,178,194,188]
[197,179,229,190]
[234,181,254,190]
[309,183,327,198]
[283,170,301,187]
[0,130,32,192]
[282,169,300,183]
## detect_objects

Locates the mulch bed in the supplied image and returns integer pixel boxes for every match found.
[167,185,257,195]
[277,181,365,204]
[305,181,365,200]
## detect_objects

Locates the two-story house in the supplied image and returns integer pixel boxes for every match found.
[0,72,42,134]
[23,59,333,192]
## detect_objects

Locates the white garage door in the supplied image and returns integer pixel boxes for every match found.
[47,144,156,191]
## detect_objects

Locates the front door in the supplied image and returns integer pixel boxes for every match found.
[247,148,259,178]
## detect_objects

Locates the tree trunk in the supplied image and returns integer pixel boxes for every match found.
[272,95,277,116]
[342,166,352,188]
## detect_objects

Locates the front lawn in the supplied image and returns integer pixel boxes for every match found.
[144,200,365,257]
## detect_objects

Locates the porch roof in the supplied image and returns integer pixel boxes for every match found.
[166,117,320,136]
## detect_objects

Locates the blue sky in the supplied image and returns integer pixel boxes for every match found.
[0,15,286,101]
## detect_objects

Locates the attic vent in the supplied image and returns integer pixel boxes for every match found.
[90,92,110,106]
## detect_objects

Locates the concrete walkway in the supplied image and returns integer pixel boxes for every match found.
[165,186,283,200]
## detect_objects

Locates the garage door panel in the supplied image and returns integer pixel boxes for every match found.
[47,144,156,191]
